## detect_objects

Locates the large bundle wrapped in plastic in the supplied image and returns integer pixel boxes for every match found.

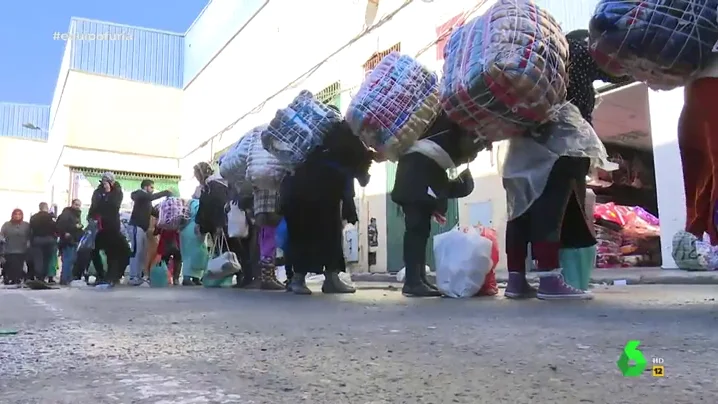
[346,52,441,161]
[157,197,190,230]
[441,0,568,141]
[589,0,718,90]
[247,129,290,190]
[219,128,256,195]
[262,90,342,165]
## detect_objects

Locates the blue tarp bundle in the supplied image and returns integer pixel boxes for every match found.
[590,0,718,87]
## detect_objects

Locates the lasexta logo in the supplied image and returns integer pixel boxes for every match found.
[616,340,648,377]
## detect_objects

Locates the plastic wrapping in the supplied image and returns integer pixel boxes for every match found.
[157,197,189,230]
[498,103,612,220]
[77,219,99,252]
[262,90,342,165]
[219,130,255,196]
[595,224,622,268]
[247,130,291,190]
[346,52,441,161]
[441,0,568,140]
[589,0,718,90]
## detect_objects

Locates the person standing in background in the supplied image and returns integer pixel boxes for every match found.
[87,172,128,287]
[127,179,172,286]
[0,209,30,286]
[27,202,58,289]
[56,199,84,285]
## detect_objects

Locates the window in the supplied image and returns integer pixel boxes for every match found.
[316,81,342,109]
[435,14,466,60]
[363,42,401,75]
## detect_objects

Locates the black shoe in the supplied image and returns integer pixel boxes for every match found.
[402,282,442,297]
[191,277,203,286]
[419,268,439,291]
[47,278,57,285]
[182,278,195,286]
[321,272,356,294]
[288,274,312,295]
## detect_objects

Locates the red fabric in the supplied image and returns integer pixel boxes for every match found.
[678,78,718,245]
[435,14,466,60]
[475,226,499,296]
[157,229,180,256]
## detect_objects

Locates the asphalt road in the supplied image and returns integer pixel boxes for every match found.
[0,284,717,404]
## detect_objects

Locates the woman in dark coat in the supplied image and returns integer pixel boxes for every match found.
[391,112,484,297]
[281,120,373,295]
[87,172,130,286]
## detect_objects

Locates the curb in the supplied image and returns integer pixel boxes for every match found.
[351,270,718,286]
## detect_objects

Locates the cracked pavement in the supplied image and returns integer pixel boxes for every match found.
[0,284,717,403]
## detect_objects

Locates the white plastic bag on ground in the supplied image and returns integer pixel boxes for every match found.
[396,265,432,282]
[434,227,493,298]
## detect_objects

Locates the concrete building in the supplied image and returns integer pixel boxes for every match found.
[0,0,687,271]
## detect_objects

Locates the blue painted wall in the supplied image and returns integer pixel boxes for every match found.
[183,0,268,87]
[0,103,51,141]
[68,18,184,88]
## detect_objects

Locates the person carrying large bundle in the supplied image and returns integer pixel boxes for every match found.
[270,94,374,295]
[245,126,291,290]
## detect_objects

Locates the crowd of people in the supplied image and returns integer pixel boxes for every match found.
[0,27,711,299]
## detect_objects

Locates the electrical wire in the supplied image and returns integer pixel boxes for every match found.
[183,0,416,159]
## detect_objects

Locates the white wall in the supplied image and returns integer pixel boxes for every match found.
[0,137,50,217]
[648,89,684,269]
[58,70,182,158]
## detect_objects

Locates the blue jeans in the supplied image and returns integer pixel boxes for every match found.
[61,246,77,284]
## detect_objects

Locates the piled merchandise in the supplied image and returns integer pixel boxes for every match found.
[593,202,661,267]
[247,129,291,190]
[589,0,718,89]
[261,90,342,165]
[441,0,569,141]
[219,128,255,195]
[157,197,190,230]
[346,52,441,161]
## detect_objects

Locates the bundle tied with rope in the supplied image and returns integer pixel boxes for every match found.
[261,90,342,165]
[247,126,292,190]
[440,0,569,142]
[589,0,718,90]
[346,52,441,161]
[219,127,256,197]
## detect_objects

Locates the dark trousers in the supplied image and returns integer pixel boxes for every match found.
[402,204,433,284]
[162,249,182,279]
[3,253,26,284]
[31,237,57,280]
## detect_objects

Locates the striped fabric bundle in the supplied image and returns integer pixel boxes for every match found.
[247,130,291,190]
[262,90,342,165]
[589,0,718,90]
[441,0,568,141]
[219,129,255,195]
[346,52,441,161]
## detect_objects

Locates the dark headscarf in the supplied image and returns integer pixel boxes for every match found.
[193,162,214,184]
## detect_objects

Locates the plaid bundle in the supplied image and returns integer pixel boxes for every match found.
[346,52,441,161]
[262,90,341,165]
[247,130,290,190]
[590,0,718,90]
[441,0,568,141]
[158,197,189,230]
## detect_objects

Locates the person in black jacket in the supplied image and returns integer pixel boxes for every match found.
[56,199,83,285]
[87,172,129,286]
[391,112,484,297]
[127,179,172,286]
[26,202,58,289]
[282,119,373,295]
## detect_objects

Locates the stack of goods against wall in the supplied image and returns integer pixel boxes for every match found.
[593,202,660,268]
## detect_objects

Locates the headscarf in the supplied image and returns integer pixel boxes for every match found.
[193,162,214,184]
[10,208,23,223]
[101,171,116,184]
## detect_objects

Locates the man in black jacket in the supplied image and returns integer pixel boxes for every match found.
[391,112,484,297]
[87,172,128,286]
[127,179,172,286]
[56,199,83,285]
[27,202,58,289]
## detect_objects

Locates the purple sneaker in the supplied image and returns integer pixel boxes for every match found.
[537,272,593,300]
[504,272,537,299]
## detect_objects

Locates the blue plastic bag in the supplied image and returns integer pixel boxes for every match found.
[77,220,98,252]
[560,246,596,291]
[275,218,288,251]
[150,262,169,288]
